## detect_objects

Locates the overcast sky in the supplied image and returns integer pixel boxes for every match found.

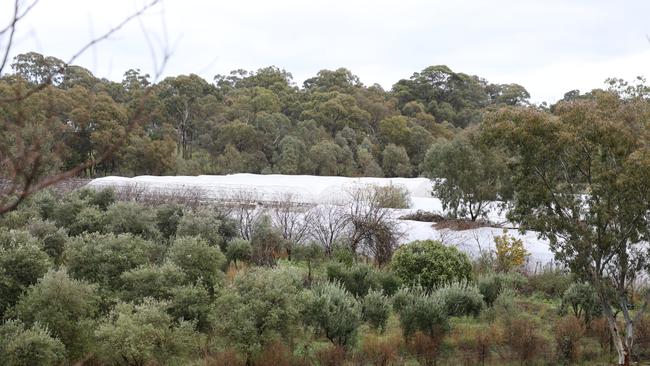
[3,0,650,103]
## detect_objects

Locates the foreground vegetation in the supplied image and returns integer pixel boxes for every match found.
[0,188,648,366]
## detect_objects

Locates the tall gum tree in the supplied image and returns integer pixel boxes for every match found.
[485,92,650,365]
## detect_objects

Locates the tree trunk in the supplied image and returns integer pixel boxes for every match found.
[601,298,629,365]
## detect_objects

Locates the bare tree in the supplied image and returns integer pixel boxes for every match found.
[0,0,169,215]
[228,189,264,240]
[345,185,403,266]
[269,193,314,258]
[307,203,349,255]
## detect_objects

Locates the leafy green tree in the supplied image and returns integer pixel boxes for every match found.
[382,143,412,177]
[212,268,303,357]
[250,215,286,266]
[64,233,158,291]
[12,269,99,359]
[0,320,65,366]
[95,299,199,366]
[378,115,410,147]
[303,281,362,347]
[423,129,509,221]
[485,93,650,365]
[391,240,472,291]
[167,236,225,292]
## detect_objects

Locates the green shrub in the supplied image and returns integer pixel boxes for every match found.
[176,208,225,248]
[26,220,67,264]
[392,240,472,290]
[95,299,199,366]
[250,215,285,266]
[362,289,391,331]
[0,230,52,316]
[434,282,484,317]
[526,269,572,299]
[374,269,402,296]
[226,238,252,267]
[213,267,303,356]
[64,232,159,291]
[326,262,378,297]
[68,206,103,236]
[560,282,601,325]
[392,286,449,339]
[12,269,99,359]
[303,281,362,347]
[51,195,90,229]
[167,236,225,292]
[120,262,188,302]
[169,284,212,332]
[155,203,184,239]
[77,187,116,210]
[29,190,58,220]
[103,201,159,239]
[478,272,527,306]
[0,320,65,366]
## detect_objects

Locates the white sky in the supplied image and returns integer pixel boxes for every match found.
[3,0,650,103]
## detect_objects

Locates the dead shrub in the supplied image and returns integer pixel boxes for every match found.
[450,323,501,366]
[406,331,444,366]
[207,349,245,366]
[357,334,401,366]
[503,316,547,365]
[315,344,347,366]
[253,340,294,366]
[554,315,585,363]
[634,314,650,359]
[588,317,612,352]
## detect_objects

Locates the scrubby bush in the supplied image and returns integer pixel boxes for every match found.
[26,219,67,264]
[155,203,184,239]
[292,242,325,283]
[177,208,226,248]
[374,269,402,296]
[392,287,449,340]
[478,271,527,306]
[0,320,65,366]
[326,262,376,297]
[120,262,188,302]
[103,201,159,239]
[560,282,601,325]
[434,282,484,317]
[213,268,303,357]
[168,284,212,332]
[503,316,548,365]
[64,232,159,291]
[493,229,529,272]
[67,206,103,236]
[554,315,585,363]
[303,281,362,347]
[0,230,52,315]
[361,289,391,331]
[358,334,400,366]
[250,215,286,266]
[167,236,225,292]
[374,184,412,209]
[392,240,472,290]
[12,269,99,359]
[95,299,200,366]
[525,268,572,298]
[449,323,501,366]
[77,187,116,210]
[226,238,252,268]
[51,194,90,229]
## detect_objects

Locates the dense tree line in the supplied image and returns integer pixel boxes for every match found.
[1,52,531,180]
